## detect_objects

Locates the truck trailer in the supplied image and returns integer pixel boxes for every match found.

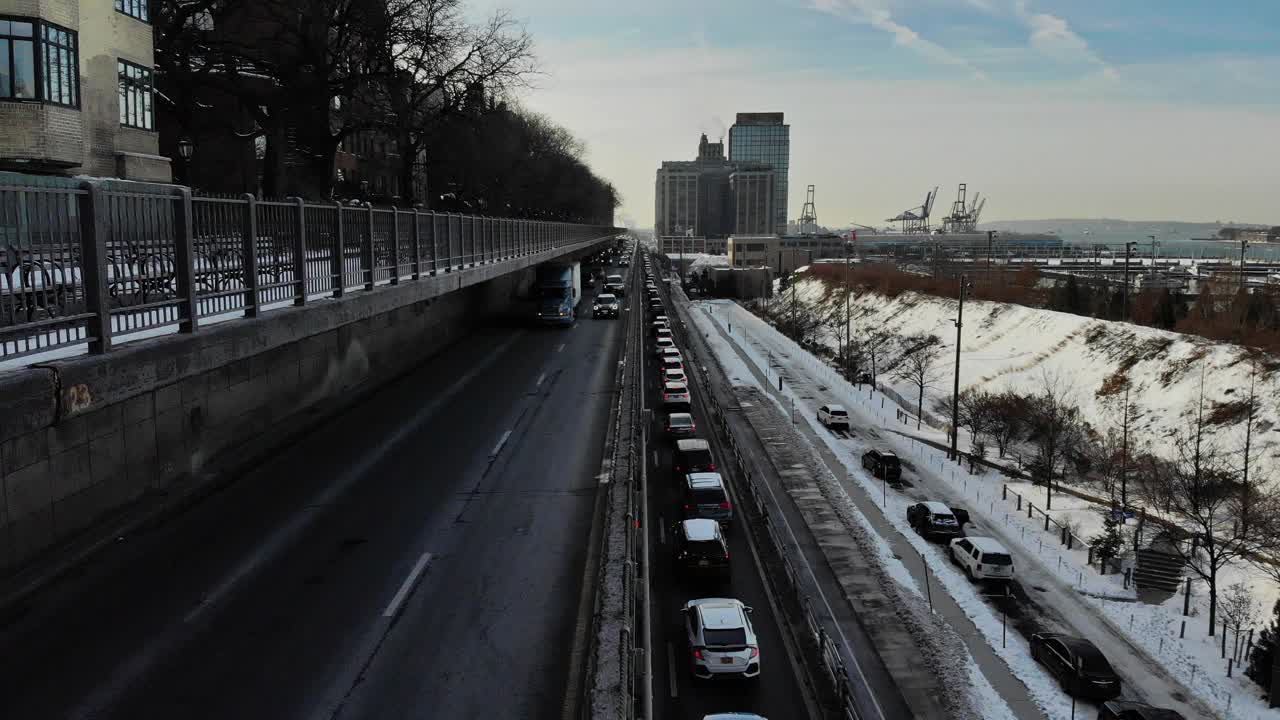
[535,261,581,326]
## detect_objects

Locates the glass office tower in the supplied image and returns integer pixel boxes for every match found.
[728,112,789,235]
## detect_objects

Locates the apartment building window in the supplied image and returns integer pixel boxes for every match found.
[114,0,150,22]
[1,18,78,105]
[118,60,154,130]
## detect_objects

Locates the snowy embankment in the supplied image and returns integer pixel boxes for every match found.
[694,298,1275,719]
[786,277,1280,464]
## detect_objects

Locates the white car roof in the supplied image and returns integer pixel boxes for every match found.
[676,438,710,451]
[826,404,847,413]
[965,536,1009,554]
[682,518,720,541]
[922,501,953,515]
[664,381,688,391]
[656,337,674,345]
[669,412,693,422]
[689,599,746,629]
[687,472,723,488]
[596,294,616,301]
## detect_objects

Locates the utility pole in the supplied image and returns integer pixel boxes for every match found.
[1121,241,1137,321]
[986,230,997,284]
[1148,234,1158,265]
[843,240,852,376]
[950,274,971,461]
[1240,238,1249,291]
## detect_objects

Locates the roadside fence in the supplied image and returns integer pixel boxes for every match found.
[0,175,620,361]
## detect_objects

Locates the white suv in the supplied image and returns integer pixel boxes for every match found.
[949,536,1015,582]
[683,598,760,680]
[817,404,851,430]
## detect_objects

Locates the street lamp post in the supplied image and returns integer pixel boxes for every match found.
[1148,235,1159,266]
[950,274,972,461]
[176,136,195,187]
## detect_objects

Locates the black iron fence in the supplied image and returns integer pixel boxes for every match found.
[0,177,621,360]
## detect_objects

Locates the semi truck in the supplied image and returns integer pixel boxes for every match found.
[535,261,581,326]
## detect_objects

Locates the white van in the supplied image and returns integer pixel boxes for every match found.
[949,536,1014,582]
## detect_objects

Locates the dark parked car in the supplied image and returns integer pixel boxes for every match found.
[906,501,965,541]
[1030,633,1122,700]
[666,412,696,438]
[682,472,732,527]
[1096,701,1186,720]
[861,449,901,481]
[672,518,730,579]
[674,438,716,478]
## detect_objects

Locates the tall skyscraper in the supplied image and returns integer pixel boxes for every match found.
[728,112,790,235]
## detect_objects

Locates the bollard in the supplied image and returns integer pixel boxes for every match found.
[1180,619,1186,639]
[1159,637,1164,654]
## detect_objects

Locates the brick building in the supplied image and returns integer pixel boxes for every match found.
[0,0,170,181]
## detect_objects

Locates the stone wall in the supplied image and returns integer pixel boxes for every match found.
[0,244,586,574]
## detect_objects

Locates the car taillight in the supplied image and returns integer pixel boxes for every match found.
[719,502,732,509]
[674,464,683,471]
[749,647,759,658]
[683,504,691,510]
[708,463,716,470]
[693,649,704,660]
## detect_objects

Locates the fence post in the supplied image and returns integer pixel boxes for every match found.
[364,202,375,290]
[332,202,345,297]
[389,207,400,285]
[444,214,454,272]
[240,193,261,317]
[172,187,199,332]
[289,197,307,306]
[429,212,438,275]
[410,209,421,280]
[389,204,399,283]
[78,181,113,353]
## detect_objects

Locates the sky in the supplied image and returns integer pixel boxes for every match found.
[468,0,1280,228]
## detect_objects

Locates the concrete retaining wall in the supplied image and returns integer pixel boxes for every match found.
[0,241,600,576]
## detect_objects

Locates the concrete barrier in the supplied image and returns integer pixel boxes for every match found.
[0,238,605,576]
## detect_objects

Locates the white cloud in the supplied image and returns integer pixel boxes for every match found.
[810,0,988,79]
[1014,0,1116,79]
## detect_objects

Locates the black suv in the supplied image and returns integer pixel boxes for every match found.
[673,438,716,479]
[1096,701,1186,720]
[906,501,965,541]
[682,473,732,527]
[672,518,731,579]
[1030,633,1122,700]
[862,449,902,481]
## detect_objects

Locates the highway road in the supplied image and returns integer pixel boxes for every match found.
[0,271,626,719]
[641,257,814,719]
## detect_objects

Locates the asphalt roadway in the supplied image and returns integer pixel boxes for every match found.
[0,294,625,718]
[640,261,814,720]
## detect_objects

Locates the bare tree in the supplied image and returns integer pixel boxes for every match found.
[1162,366,1276,635]
[859,325,895,383]
[374,1,537,205]
[1221,582,1261,663]
[892,333,943,430]
[1023,371,1084,510]
[986,390,1028,458]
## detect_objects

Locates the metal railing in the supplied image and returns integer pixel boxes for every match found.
[0,176,621,361]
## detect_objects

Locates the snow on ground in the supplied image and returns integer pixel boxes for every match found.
[786,277,1280,465]
[694,300,1268,719]
[663,252,730,276]
[689,298,1017,720]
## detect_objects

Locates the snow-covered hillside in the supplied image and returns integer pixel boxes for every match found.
[788,277,1280,465]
